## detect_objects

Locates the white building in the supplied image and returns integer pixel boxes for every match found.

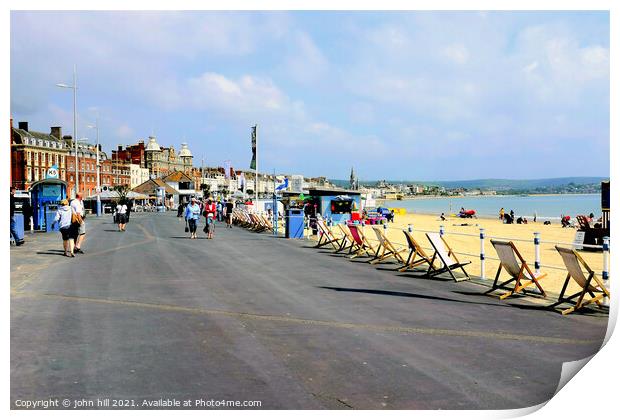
[129,164,150,188]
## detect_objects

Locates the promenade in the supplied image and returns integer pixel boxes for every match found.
[11,212,608,409]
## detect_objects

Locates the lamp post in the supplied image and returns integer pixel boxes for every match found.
[87,118,101,216]
[56,65,78,198]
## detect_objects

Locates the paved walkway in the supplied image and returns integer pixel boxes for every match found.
[11,212,608,409]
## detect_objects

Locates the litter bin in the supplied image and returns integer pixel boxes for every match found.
[11,213,25,240]
[285,209,304,238]
[45,211,59,232]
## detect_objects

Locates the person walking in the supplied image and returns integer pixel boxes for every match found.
[10,187,25,246]
[184,197,201,239]
[70,193,86,254]
[226,199,234,228]
[204,198,217,239]
[116,200,128,231]
[52,199,77,257]
[509,209,515,222]
[499,207,505,221]
[216,200,223,222]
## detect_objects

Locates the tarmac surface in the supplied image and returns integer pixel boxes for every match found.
[11,211,609,409]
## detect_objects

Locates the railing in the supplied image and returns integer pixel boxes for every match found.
[233,209,611,295]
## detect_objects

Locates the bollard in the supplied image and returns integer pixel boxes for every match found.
[439,225,444,237]
[408,224,413,233]
[603,237,610,305]
[479,228,486,280]
[329,217,333,227]
[534,232,541,275]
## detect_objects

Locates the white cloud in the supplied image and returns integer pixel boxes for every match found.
[441,44,470,64]
[285,32,329,84]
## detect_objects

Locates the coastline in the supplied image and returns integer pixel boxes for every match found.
[377,192,599,201]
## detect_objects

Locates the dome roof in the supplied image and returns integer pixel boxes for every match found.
[145,136,160,152]
[179,142,193,158]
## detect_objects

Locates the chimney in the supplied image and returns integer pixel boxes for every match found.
[18,121,29,132]
[50,126,62,140]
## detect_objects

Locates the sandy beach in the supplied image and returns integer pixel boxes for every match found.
[353,212,606,298]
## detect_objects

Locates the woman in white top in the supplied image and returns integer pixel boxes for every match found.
[53,199,78,257]
[116,200,128,232]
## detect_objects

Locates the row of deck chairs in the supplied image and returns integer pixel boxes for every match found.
[315,219,609,316]
[232,208,274,233]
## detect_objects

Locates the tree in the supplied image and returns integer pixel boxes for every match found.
[201,183,211,198]
[113,184,130,202]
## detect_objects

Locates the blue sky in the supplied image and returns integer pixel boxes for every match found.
[10,11,609,181]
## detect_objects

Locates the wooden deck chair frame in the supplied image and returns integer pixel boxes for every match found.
[551,246,610,315]
[336,224,356,254]
[347,224,377,259]
[315,219,342,251]
[398,230,437,272]
[425,233,471,282]
[486,240,547,300]
[369,226,408,265]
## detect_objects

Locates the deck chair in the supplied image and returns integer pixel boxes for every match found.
[369,226,408,265]
[398,230,437,272]
[315,219,342,251]
[336,223,356,254]
[486,240,547,300]
[425,232,471,282]
[347,224,377,259]
[551,246,610,315]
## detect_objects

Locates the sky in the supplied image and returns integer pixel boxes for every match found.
[10,11,610,181]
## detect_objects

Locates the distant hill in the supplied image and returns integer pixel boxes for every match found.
[330,177,608,191]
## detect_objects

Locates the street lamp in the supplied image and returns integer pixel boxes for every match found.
[87,118,101,216]
[56,64,78,198]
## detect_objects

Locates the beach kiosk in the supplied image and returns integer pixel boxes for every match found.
[307,188,362,224]
[29,178,67,231]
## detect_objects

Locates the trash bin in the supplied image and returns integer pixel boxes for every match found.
[11,213,25,240]
[285,209,304,238]
[45,211,59,232]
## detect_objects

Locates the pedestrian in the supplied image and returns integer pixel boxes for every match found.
[204,198,217,239]
[177,202,184,217]
[226,198,234,228]
[499,207,504,221]
[184,197,201,239]
[10,187,24,246]
[70,193,86,254]
[52,199,78,257]
[216,200,223,222]
[509,209,514,222]
[533,211,537,223]
[126,199,132,221]
[116,199,128,231]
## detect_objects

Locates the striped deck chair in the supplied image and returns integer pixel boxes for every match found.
[336,223,357,254]
[398,230,437,272]
[551,246,610,315]
[348,224,377,259]
[315,219,342,251]
[369,226,408,265]
[425,232,471,282]
[486,240,547,300]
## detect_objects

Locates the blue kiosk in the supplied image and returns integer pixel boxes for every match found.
[308,188,362,224]
[29,178,68,231]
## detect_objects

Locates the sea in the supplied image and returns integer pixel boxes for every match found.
[381,194,601,220]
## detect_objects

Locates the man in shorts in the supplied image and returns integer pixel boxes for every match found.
[70,193,86,254]
[225,199,234,228]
